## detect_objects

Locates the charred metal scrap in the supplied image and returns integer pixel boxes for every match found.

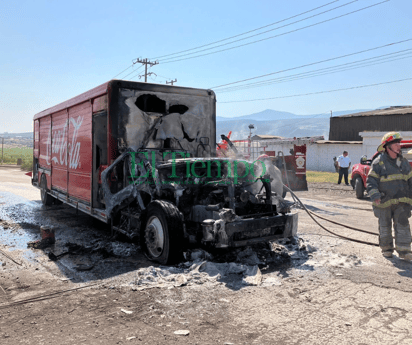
[100,88,297,264]
[102,151,297,257]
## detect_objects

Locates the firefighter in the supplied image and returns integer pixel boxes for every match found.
[367,132,412,260]
[256,154,283,198]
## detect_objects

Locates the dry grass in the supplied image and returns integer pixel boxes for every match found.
[0,147,33,170]
[306,170,351,184]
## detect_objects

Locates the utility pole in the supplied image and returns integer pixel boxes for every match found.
[166,79,177,86]
[248,124,255,158]
[133,58,159,82]
[139,72,157,80]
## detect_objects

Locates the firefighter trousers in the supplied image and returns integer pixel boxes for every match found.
[373,203,412,254]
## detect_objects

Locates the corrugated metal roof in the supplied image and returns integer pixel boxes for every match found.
[336,106,412,118]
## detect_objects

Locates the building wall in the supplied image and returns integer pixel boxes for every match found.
[306,143,363,172]
[247,141,363,172]
[360,131,412,158]
[329,114,412,141]
[306,131,412,172]
[248,141,363,172]
[237,131,412,173]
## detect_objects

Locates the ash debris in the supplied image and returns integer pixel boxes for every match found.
[120,236,310,290]
[58,240,139,259]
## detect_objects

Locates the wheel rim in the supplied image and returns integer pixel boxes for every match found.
[144,216,165,258]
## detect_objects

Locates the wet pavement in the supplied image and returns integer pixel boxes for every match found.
[0,183,370,293]
[3,169,412,344]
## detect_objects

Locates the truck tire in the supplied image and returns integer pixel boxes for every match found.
[40,175,53,206]
[354,176,365,199]
[142,200,184,265]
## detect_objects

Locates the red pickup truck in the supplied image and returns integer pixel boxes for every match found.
[350,141,412,199]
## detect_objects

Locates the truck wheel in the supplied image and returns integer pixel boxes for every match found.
[354,177,365,199]
[142,200,184,265]
[40,175,53,206]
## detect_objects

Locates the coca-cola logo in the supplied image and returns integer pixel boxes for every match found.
[51,120,68,165]
[46,115,83,169]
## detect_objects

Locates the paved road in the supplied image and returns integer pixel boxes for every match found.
[0,165,38,200]
[1,169,412,344]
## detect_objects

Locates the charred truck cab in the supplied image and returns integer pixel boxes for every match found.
[32,80,297,264]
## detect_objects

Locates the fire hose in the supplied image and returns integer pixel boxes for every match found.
[283,185,379,247]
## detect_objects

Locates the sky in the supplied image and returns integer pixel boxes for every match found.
[1,0,411,133]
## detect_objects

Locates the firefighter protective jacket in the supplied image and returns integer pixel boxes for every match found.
[366,152,412,208]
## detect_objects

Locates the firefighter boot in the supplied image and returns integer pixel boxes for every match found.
[399,253,412,261]
[393,205,412,260]
[382,251,393,258]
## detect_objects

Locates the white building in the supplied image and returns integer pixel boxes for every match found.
[307,131,412,172]
[234,131,412,172]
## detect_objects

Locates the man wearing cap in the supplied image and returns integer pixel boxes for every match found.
[366,132,412,260]
[337,151,351,185]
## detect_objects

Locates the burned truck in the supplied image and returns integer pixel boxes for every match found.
[32,80,297,264]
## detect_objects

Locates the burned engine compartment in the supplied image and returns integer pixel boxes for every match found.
[98,84,297,264]
[101,151,297,263]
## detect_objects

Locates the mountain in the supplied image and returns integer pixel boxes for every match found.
[217,108,372,122]
[1,107,383,145]
[0,132,33,138]
[217,109,298,122]
[217,118,330,141]
[216,108,374,141]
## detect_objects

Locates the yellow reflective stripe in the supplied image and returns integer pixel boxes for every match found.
[368,170,380,178]
[379,161,384,165]
[374,197,412,208]
[369,189,380,197]
[380,171,412,182]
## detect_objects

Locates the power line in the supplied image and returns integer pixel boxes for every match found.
[153,73,175,80]
[223,53,412,92]
[160,0,389,64]
[211,37,412,89]
[112,65,134,79]
[121,64,144,80]
[221,54,412,92]
[159,0,358,62]
[219,77,412,103]
[141,72,157,80]
[113,1,340,78]
[129,64,151,81]
[150,0,340,60]
[217,49,412,93]
[134,58,159,82]
[218,49,412,91]
[166,79,177,85]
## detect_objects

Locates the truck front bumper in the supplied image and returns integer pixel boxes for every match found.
[219,211,298,247]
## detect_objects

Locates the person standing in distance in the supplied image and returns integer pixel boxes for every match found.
[366,132,412,260]
[337,151,351,185]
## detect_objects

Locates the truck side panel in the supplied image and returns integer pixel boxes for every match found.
[67,101,93,203]
[34,120,39,159]
[39,116,51,188]
[93,94,107,113]
[51,109,68,192]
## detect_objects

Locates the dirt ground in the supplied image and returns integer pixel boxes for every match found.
[1,167,412,344]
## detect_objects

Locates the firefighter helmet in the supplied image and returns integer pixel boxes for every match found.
[377,132,403,152]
